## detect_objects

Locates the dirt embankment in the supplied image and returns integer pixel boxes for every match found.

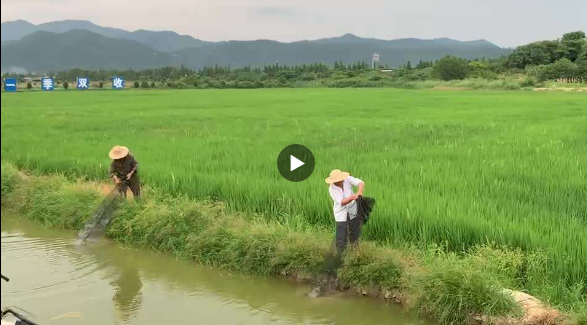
[533,87,587,92]
[479,290,566,325]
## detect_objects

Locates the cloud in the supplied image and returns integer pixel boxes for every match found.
[1,0,586,46]
[253,6,298,18]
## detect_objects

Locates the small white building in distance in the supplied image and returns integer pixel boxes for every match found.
[371,53,380,69]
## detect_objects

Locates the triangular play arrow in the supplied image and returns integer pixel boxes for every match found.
[290,155,305,171]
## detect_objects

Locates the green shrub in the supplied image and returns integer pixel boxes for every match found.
[238,81,254,89]
[208,80,223,89]
[520,77,537,87]
[535,59,580,81]
[369,75,384,81]
[415,253,520,324]
[434,56,470,80]
[133,81,140,89]
[300,73,316,81]
[140,81,150,89]
[326,78,361,88]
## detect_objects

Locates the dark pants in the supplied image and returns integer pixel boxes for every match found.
[335,213,362,254]
[116,175,141,198]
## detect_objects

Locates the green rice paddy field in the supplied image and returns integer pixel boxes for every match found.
[1,88,586,301]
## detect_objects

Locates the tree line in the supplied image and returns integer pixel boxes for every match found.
[410,31,586,83]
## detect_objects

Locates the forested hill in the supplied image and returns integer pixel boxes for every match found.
[1,30,173,72]
[1,19,213,52]
[172,37,508,69]
[1,19,511,73]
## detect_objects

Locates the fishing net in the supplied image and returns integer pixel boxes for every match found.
[76,189,121,244]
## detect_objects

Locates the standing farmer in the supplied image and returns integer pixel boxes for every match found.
[109,145,140,198]
[325,169,365,254]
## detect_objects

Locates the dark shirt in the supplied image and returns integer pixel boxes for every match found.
[109,154,138,179]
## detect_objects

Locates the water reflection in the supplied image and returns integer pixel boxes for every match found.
[2,215,430,325]
[110,260,142,323]
[80,244,144,324]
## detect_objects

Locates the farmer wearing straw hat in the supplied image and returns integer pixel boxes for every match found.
[325,169,365,253]
[109,145,140,198]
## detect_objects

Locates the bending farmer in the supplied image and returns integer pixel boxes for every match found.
[109,145,141,198]
[325,169,365,254]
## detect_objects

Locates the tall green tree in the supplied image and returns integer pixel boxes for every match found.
[561,31,586,62]
[507,41,559,69]
[562,31,586,42]
[433,55,470,80]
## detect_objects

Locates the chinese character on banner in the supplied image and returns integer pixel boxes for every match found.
[4,78,17,92]
[41,77,54,91]
[112,77,125,89]
[77,77,89,90]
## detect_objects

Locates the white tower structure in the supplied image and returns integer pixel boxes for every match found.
[371,53,380,69]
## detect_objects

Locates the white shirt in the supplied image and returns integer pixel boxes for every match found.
[328,176,364,222]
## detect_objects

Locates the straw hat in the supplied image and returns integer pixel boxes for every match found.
[109,145,129,160]
[325,169,350,184]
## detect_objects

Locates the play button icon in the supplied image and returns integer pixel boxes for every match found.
[277,144,315,182]
[290,155,305,171]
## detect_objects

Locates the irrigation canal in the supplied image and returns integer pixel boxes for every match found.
[1,212,429,325]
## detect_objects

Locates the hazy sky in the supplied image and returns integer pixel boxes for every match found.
[1,0,586,47]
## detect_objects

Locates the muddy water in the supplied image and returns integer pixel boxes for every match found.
[1,214,429,325]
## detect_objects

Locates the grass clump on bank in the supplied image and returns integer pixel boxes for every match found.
[4,162,574,325]
[338,246,405,292]
[2,165,101,229]
[414,252,521,324]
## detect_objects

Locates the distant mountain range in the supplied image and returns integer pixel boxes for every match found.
[1,20,513,73]
[1,19,212,51]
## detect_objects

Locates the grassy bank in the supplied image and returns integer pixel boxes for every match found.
[2,162,586,325]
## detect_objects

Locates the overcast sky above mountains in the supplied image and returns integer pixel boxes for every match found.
[2,0,586,48]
